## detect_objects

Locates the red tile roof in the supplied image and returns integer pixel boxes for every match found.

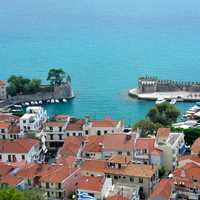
[40,165,76,183]
[178,155,200,164]
[0,113,19,122]
[0,80,6,86]
[58,136,82,157]
[108,155,131,164]
[78,176,105,192]
[106,195,129,200]
[135,138,155,152]
[46,121,66,127]
[92,117,120,128]
[66,119,84,131]
[81,160,107,173]
[191,137,200,154]
[150,179,172,200]
[83,135,104,152]
[0,122,10,129]
[0,162,14,176]
[0,138,40,153]
[173,162,200,189]
[0,174,24,186]
[157,128,170,138]
[103,134,136,151]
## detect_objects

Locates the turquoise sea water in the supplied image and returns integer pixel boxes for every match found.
[1,0,200,125]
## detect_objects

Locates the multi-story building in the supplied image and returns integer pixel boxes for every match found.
[20,106,47,133]
[77,176,112,200]
[155,128,185,171]
[40,165,81,200]
[0,138,40,163]
[0,80,6,100]
[83,117,124,136]
[81,156,159,198]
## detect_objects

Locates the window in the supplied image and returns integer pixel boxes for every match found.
[46,182,49,189]
[58,192,62,198]
[2,135,5,140]
[85,130,89,135]
[130,177,134,182]
[59,127,62,132]
[0,154,2,160]
[58,183,61,189]
[50,135,54,140]
[118,151,122,155]
[73,132,76,136]
[47,192,50,197]
[66,133,69,136]
[59,134,62,140]
[104,130,108,134]
[1,129,5,133]
[22,155,25,160]
[14,135,16,139]
[127,152,130,156]
[139,178,143,183]
[114,176,118,180]
[49,127,53,131]
[23,120,26,123]
[79,132,82,136]
[8,155,11,162]
[97,130,101,135]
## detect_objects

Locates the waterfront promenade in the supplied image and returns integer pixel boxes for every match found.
[129,88,200,102]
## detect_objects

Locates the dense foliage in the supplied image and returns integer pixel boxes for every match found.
[133,103,180,136]
[47,68,66,85]
[6,75,41,96]
[0,188,45,200]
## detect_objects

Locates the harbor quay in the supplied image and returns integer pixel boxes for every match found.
[129,76,200,102]
[129,88,200,102]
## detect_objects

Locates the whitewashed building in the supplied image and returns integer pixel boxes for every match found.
[20,106,47,133]
[0,80,6,100]
[0,138,40,163]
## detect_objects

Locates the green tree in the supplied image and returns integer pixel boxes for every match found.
[23,188,45,200]
[0,188,26,200]
[147,103,180,126]
[133,119,161,137]
[47,68,66,85]
[159,166,166,178]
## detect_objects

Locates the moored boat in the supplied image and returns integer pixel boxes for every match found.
[155,97,166,104]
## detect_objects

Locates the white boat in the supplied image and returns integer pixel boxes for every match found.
[170,98,177,105]
[51,99,55,103]
[25,102,30,106]
[14,105,22,108]
[47,100,50,103]
[156,97,166,104]
[31,101,35,105]
[62,98,67,102]
[55,99,59,103]
[39,100,43,104]
[35,101,38,105]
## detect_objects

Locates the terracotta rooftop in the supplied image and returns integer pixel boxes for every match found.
[105,163,157,178]
[81,160,107,173]
[108,155,131,164]
[46,121,67,128]
[173,162,200,189]
[78,176,105,192]
[0,174,24,187]
[40,165,75,183]
[178,155,200,165]
[83,135,104,152]
[103,134,136,151]
[17,163,53,179]
[0,138,40,153]
[0,162,14,176]
[150,179,172,200]
[191,137,200,154]
[135,138,155,152]
[0,113,19,122]
[157,128,171,138]
[92,117,120,128]
[58,136,82,157]
[106,195,129,200]
[0,80,6,86]
[0,121,10,129]
[66,119,84,131]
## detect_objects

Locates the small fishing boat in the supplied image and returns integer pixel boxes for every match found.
[62,98,67,102]
[25,102,30,106]
[170,98,177,105]
[55,99,59,103]
[47,99,50,103]
[35,101,38,105]
[156,97,166,104]
[51,99,55,103]
[31,101,35,105]
[39,100,43,104]
[14,105,22,108]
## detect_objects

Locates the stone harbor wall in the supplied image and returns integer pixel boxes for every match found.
[0,81,74,108]
[138,76,200,93]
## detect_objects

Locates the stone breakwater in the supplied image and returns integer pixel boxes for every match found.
[0,82,74,108]
[129,76,200,102]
